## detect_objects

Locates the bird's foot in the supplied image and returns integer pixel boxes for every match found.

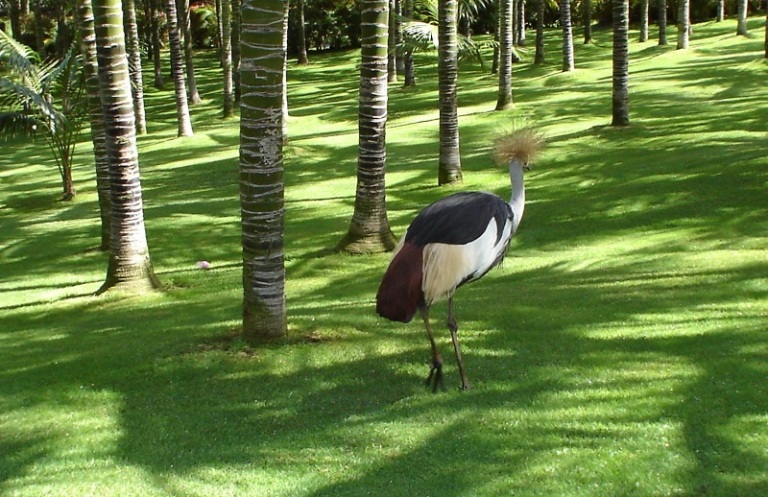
[425,358,445,393]
[459,380,472,392]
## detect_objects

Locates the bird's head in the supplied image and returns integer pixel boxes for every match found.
[493,127,545,170]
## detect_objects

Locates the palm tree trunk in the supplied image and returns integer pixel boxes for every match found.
[92,0,159,294]
[165,0,194,136]
[736,0,748,36]
[296,0,309,64]
[239,0,287,339]
[337,0,396,254]
[76,0,111,251]
[8,0,22,41]
[388,0,397,83]
[178,0,202,104]
[535,0,545,63]
[638,0,648,42]
[123,0,147,134]
[221,0,234,118]
[583,0,592,44]
[658,0,667,46]
[33,0,45,53]
[677,0,689,49]
[403,0,416,86]
[437,0,462,185]
[232,0,242,100]
[495,0,513,110]
[560,0,575,71]
[517,0,526,46]
[716,0,724,22]
[611,0,629,127]
[151,0,164,89]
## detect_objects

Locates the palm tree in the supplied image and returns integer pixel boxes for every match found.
[658,0,667,46]
[677,0,689,49]
[123,0,147,134]
[611,0,628,127]
[150,0,164,89]
[495,0,513,110]
[736,0,748,36]
[75,0,111,250]
[402,0,416,86]
[221,0,234,118]
[638,0,648,42]
[178,0,202,104]
[583,0,592,44]
[232,0,242,100]
[165,0,194,136]
[92,0,159,294]
[534,0,545,63]
[0,30,84,200]
[239,0,287,339]
[296,0,309,64]
[716,0,724,22]
[516,0,526,46]
[560,0,574,71]
[438,0,462,185]
[337,0,397,254]
[388,0,398,82]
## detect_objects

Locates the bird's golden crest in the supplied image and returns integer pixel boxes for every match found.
[493,128,545,167]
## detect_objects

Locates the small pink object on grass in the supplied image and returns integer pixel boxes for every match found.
[197,261,210,270]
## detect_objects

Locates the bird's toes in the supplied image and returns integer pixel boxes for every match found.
[424,358,445,392]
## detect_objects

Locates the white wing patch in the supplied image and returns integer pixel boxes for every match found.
[421,217,512,304]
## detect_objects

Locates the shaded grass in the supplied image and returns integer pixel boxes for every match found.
[1,17,768,497]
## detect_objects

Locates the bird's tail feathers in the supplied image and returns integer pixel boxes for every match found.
[376,242,423,323]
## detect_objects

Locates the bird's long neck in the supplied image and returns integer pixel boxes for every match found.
[508,160,526,233]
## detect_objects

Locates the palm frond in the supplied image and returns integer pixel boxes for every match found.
[0,112,41,140]
[0,28,42,77]
[0,78,59,122]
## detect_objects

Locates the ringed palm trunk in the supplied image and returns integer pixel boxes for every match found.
[437,0,462,185]
[560,0,575,72]
[76,0,111,250]
[165,0,194,136]
[239,0,287,339]
[658,0,667,46]
[736,0,748,36]
[123,0,147,134]
[232,0,241,100]
[92,0,159,294]
[717,0,724,22]
[296,0,309,64]
[535,0,545,64]
[638,0,648,42]
[337,0,396,254]
[677,0,689,50]
[611,0,629,127]
[151,0,164,89]
[388,0,397,83]
[178,0,202,104]
[402,0,415,87]
[221,0,234,118]
[495,0,513,110]
[584,0,592,44]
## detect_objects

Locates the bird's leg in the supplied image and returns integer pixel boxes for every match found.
[420,305,445,393]
[448,296,472,391]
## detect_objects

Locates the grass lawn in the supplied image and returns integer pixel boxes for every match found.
[2,17,768,497]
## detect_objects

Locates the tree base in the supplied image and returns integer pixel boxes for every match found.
[336,230,397,255]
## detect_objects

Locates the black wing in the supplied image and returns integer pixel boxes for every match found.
[405,192,512,247]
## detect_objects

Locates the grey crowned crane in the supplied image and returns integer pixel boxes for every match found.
[376,129,544,392]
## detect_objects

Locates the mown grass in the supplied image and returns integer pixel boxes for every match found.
[2,17,768,497]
